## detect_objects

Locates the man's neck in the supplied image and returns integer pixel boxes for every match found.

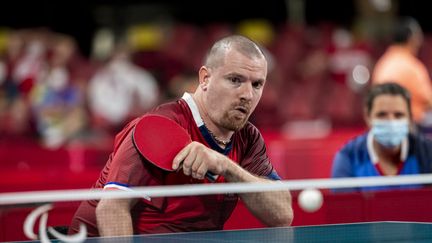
[191,92,234,141]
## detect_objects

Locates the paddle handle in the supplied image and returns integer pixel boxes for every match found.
[205,171,217,182]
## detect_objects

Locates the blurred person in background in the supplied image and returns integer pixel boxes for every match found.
[324,26,373,125]
[30,34,89,148]
[0,30,42,138]
[372,17,432,131]
[11,29,47,96]
[87,37,159,134]
[331,83,432,192]
[69,35,292,237]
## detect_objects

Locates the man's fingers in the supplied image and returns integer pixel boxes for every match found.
[173,142,220,180]
[195,162,208,180]
[173,143,192,170]
[182,147,198,176]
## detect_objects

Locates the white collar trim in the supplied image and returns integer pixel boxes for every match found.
[181,92,204,127]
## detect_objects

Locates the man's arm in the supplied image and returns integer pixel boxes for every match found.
[173,142,293,227]
[96,197,138,236]
[223,161,293,227]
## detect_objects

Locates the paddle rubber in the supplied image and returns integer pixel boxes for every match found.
[133,114,191,171]
[133,114,217,181]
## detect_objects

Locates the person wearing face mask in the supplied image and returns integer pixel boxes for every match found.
[331,83,432,192]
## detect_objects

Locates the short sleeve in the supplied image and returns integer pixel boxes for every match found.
[104,129,152,188]
[239,124,279,180]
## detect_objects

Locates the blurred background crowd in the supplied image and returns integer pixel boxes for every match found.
[0,0,431,150]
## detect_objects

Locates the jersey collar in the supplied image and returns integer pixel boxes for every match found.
[181,92,232,154]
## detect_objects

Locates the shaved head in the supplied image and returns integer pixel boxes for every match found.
[195,34,268,133]
[204,35,266,69]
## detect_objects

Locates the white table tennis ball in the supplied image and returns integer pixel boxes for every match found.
[298,188,323,213]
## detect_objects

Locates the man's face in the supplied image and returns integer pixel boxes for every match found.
[201,49,267,131]
[366,94,410,125]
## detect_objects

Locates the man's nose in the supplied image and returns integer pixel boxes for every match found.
[239,82,254,100]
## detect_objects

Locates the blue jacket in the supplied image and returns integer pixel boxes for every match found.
[331,132,432,192]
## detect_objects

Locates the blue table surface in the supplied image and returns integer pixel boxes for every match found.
[82,221,432,243]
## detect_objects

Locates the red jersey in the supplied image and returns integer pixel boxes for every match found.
[69,93,279,236]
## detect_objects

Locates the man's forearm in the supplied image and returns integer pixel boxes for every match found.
[238,181,293,227]
[223,161,293,227]
[96,199,134,236]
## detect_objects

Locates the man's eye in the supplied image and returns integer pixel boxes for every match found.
[230,77,241,83]
[253,82,263,89]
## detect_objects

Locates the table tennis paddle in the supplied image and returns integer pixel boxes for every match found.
[133,114,216,181]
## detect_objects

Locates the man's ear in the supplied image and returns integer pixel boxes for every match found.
[198,66,210,90]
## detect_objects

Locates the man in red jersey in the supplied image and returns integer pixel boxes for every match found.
[69,35,293,237]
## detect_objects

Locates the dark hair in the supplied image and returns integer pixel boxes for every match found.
[393,17,421,44]
[365,83,412,116]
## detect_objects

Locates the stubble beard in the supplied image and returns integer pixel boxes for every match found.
[219,110,250,131]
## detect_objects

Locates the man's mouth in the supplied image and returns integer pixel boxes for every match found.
[234,106,249,115]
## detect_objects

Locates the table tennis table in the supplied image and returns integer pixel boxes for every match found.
[82,221,432,242]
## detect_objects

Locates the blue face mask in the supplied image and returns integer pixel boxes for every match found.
[371,119,409,148]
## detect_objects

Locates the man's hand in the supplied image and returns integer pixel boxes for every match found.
[172,141,228,179]
[173,141,293,226]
